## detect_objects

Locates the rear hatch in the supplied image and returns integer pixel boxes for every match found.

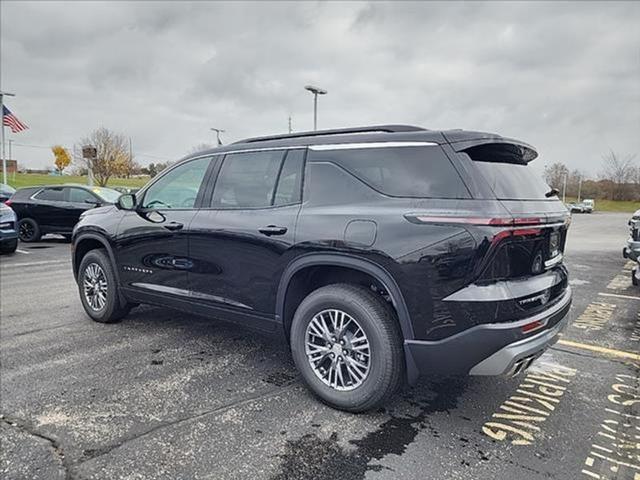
[448,139,570,322]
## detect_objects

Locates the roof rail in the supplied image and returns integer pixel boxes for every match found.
[233,125,426,144]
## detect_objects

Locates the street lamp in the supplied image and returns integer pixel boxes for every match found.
[304,85,327,131]
[210,128,225,146]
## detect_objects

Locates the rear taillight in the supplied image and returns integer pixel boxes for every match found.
[4,200,12,207]
[405,214,567,228]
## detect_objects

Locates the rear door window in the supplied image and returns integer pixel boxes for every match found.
[309,145,470,198]
[34,187,64,202]
[67,188,98,204]
[211,150,285,208]
[273,149,305,206]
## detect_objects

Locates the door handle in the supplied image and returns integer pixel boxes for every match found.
[258,225,288,236]
[164,221,184,231]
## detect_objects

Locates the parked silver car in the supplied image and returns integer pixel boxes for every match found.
[0,202,18,254]
[623,209,640,262]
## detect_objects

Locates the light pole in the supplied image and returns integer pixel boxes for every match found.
[210,128,225,146]
[304,85,327,131]
[0,90,16,185]
[562,173,568,204]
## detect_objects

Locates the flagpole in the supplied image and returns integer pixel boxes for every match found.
[0,90,16,186]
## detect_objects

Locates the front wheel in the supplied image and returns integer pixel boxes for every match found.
[290,284,404,412]
[78,249,131,323]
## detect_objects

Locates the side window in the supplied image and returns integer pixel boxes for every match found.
[310,146,470,199]
[211,150,284,208]
[34,187,64,202]
[273,149,305,206]
[68,188,97,204]
[142,157,210,209]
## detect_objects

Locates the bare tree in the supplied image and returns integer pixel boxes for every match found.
[543,162,569,190]
[78,128,133,186]
[600,150,637,200]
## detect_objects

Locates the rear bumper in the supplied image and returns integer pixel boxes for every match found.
[404,287,572,384]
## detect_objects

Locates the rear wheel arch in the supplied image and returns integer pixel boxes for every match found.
[277,254,414,342]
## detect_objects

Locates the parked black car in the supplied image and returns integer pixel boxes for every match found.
[72,125,572,412]
[0,183,16,203]
[7,184,122,242]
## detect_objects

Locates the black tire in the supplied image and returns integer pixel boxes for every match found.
[18,218,41,242]
[633,269,639,287]
[0,238,18,254]
[78,249,131,323]
[290,284,404,412]
[62,234,72,242]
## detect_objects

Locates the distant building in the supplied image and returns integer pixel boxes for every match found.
[0,159,17,174]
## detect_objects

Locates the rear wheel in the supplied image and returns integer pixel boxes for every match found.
[18,218,41,242]
[633,269,639,287]
[290,284,404,412]
[0,238,18,254]
[78,249,131,323]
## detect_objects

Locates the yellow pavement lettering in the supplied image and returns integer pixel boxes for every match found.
[581,373,640,479]
[482,362,576,445]
[632,312,640,342]
[572,302,617,332]
[607,274,631,291]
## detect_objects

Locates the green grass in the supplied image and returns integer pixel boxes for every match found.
[565,197,639,213]
[5,173,150,190]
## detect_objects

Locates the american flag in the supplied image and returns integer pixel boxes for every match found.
[2,105,29,133]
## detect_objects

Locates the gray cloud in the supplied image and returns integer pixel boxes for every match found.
[1,1,638,176]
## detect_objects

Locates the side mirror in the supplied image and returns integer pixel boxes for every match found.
[84,198,100,206]
[116,193,137,211]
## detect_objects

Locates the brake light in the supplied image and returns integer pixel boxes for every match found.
[4,200,12,207]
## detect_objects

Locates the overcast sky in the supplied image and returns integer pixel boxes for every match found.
[1,1,639,175]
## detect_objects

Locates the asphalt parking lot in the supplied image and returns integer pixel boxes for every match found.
[1,213,638,480]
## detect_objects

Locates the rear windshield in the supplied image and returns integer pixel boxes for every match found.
[462,144,551,200]
[309,146,470,199]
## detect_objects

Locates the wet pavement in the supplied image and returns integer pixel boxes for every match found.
[1,213,638,480]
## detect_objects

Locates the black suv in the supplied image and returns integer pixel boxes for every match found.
[8,184,122,242]
[72,125,572,412]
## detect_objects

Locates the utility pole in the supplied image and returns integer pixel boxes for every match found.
[562,173,568,203]
[210,128,225,146]
[304,85,327,131]
[0,90,16,185]
[577,175,582,203]
[288,116,292,134]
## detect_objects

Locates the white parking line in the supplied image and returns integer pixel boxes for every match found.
[0,259,70,269]
[598,292,640,301]
[15,249,30,254]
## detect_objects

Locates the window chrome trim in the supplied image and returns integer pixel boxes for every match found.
[308,141,438,151]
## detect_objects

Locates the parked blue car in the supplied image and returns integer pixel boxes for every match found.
[0,202,18,254]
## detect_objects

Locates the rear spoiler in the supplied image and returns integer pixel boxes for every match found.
[443,134,538,164]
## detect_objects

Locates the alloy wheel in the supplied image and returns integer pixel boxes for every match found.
[83,263,108,311]
[19,221,34,241]
[305,309,371,391]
